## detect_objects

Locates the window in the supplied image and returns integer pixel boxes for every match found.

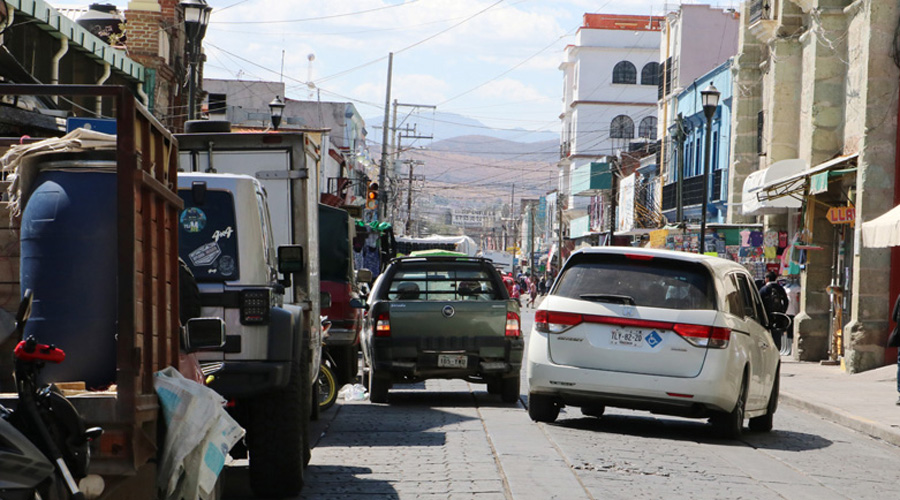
[638,116,657,140]
[386,263,502,301]
[757,110,764,156]
[178,189,240,282]
[208,93,227,115]
[610,115,634,139]
[712,131,719,170]
[641,62,660,85]
[723,274,743,316]
[554,253,715,310]
[612,61,637,84]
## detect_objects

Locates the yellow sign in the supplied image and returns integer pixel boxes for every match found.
[649,229,668,248]
[826,206,855,225]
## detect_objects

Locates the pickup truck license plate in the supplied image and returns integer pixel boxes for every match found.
[438,354,468,368]
[609,329,643,347]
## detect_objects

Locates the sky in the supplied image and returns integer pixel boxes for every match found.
[53,0,741,141]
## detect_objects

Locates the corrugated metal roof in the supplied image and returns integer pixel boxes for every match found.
[5,0,143,82]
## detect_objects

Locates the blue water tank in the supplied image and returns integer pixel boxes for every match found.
[20,161,118,389]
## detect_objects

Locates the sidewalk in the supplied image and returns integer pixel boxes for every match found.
[779,356,900,446]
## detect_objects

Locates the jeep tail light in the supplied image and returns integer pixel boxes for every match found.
[505,311,521,337]
[239,288,271,325]
[375,312,391,337]
[673,323,730,348]
[534,310,582,334]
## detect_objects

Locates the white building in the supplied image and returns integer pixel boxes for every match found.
[559,14,664,242]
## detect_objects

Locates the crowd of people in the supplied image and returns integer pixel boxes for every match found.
[501,271,553,308]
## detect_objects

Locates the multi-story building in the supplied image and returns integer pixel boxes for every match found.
[559,13,664,244]
[732,0,899,372]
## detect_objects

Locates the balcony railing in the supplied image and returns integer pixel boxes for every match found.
[749,0,770,24]
[661,172,724,211]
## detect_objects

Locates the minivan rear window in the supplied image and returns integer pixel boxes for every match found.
[554,254,715,310]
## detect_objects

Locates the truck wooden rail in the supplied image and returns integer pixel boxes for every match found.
[0,84,181,498]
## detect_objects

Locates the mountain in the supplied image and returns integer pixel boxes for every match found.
[428,135,558,162]
[366,111,558,144]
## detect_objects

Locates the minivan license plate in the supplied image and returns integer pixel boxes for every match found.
[610,329,643,347]
[438,354,468,368]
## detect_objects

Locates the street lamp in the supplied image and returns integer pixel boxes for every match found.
[268,96,286,130]
[699,83,720,254]
[181,0,212,121]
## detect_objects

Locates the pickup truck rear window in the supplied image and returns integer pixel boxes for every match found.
[554,253,715,310]
[385,263,502,301]
[178,189,240,282]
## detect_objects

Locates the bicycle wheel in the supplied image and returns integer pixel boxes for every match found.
[317,363,338,411]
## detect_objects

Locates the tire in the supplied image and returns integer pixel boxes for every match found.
[500,375,520,403]
[749,365,779,432]
[185,119,232,133]
[310,376,321,422]
[247,354,310,497]
[332,344,359,386]
[368,370,390,404]
[712,373,747,439]
[486,377,501,395]
[317,363,338,411]
[582,404,605,418]
[528,393,560,423]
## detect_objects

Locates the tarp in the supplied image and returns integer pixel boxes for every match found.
[741,159,806,216]
[862,204,900,248]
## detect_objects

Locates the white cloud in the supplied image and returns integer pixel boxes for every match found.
[473,78,547,102]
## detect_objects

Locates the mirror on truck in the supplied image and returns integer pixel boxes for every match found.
[183,317,226,352]
[349,297,365,309]
[356,268,373,284]
[277,245,304,287]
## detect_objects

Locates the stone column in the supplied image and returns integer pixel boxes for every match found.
[843,0,900,372]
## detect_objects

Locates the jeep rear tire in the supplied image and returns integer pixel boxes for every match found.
[369,370,390,404]
[247,354,311,497]
[332,344,359,386]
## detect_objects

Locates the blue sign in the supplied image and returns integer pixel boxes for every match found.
[646,331,662,348]
[67,118,117,135]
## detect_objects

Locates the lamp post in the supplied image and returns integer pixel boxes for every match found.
[268,96,285,130]
[699,83,720,254]
[181,0,212,121]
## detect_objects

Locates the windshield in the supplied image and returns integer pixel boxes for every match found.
[178,189,240,282]
[554,253,716,310]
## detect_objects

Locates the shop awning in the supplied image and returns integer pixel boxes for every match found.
[741,159,807,216]
[862,204,900,248]
[742,154,859,216]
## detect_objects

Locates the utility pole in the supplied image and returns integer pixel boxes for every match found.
[529,203,535,275]
[674,113,686,224]
[608,157,619,246]
[378,52,393,222]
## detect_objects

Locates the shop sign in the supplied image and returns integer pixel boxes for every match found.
[649,229,668,248]
[826,206,855,225]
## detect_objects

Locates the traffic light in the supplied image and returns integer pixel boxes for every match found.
[366,182,379,210]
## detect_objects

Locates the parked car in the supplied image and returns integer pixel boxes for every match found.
[526,247,787,438]
[362,256,523,404]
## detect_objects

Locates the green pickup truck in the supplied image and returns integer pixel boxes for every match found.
[361,256,523,404]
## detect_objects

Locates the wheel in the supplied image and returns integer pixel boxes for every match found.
[500,375,520,403]
[368,370,390,404]
[528,393,559,423]
[582,404,605,418]
[711,373,747,439]
[317,363,338,411]
[332,344,359,386]
[486,377,501,395]
[749,365,779,432]
[247,353,310,497]
[310,375,321,422]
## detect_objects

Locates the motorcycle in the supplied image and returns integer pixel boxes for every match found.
[316,318,338,411]
[0,290,102,500]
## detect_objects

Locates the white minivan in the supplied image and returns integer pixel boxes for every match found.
[526,247,787,438]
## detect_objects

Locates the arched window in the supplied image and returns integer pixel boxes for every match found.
[641,62,660,85]
[610,115,634,139]
[612,61,637,84]
[639,116,657,140]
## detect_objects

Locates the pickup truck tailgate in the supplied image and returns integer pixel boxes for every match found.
[389,301,508,343]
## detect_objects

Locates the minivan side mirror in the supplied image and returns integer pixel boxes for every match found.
[183,317,226,353]
[356,268,373,284]
[768,312,792,332]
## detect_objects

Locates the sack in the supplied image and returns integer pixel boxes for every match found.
[888,325,900,348]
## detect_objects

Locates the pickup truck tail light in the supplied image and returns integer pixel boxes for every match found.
[505,312,521,337]
[374,312,391,337]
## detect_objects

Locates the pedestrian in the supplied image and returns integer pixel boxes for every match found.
[888,293,900,404]
[528,277,537,308]
[538,276,547,296]
[759,271,789,350]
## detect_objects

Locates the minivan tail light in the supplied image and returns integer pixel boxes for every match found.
[505,311,521,337]
[673,323,730,348]
[535,310,582,334]
[375,312,391,337]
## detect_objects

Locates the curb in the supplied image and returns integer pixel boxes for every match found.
[780,391,900,448]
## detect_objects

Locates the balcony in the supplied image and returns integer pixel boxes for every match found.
[748,0,779,42]
[661,172,724,211]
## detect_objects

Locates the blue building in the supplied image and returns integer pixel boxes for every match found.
[661,59,733,225]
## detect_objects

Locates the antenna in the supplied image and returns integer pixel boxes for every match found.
[307,53,316,100]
